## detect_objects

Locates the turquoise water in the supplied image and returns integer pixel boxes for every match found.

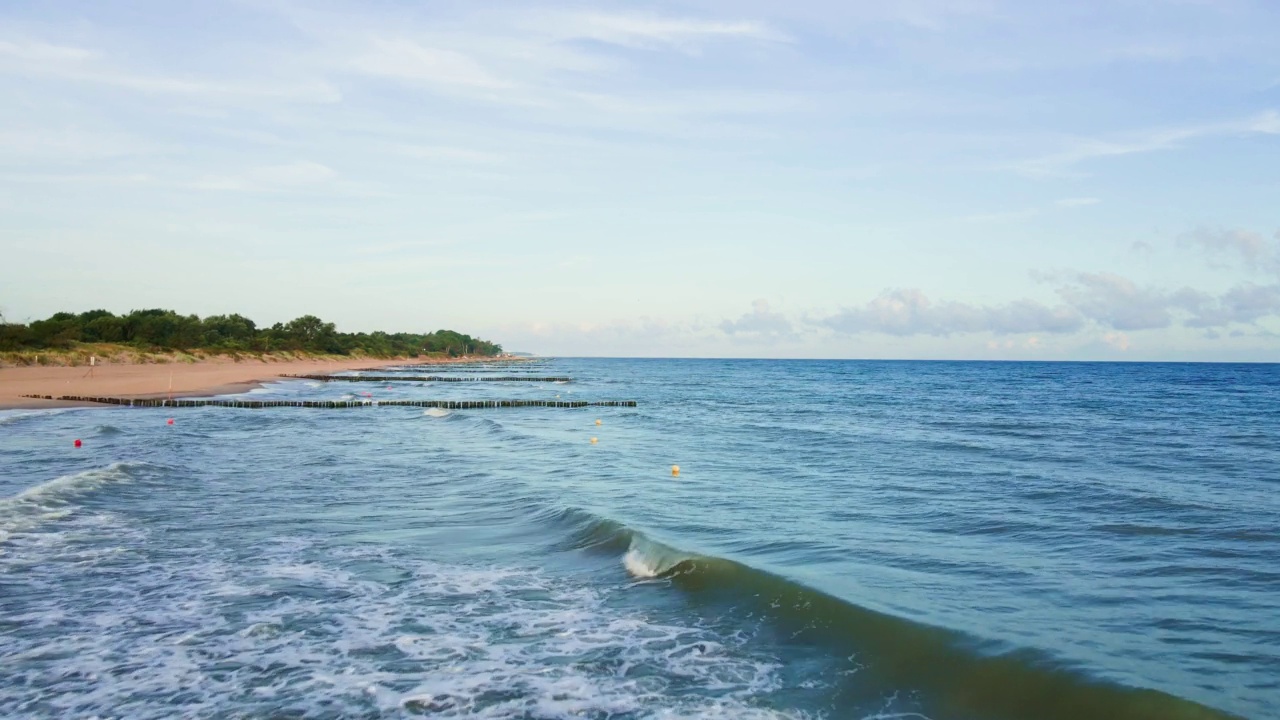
[1,359,1276,719]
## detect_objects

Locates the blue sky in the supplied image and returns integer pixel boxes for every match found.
[1,0,1278,359]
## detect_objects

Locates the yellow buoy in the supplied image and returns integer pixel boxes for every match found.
[590,437,598,444]
[595,419,602,426]
[671,465,680,477]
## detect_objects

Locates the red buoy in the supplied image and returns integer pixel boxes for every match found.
[167,418,174,425]
[74,439,82,448]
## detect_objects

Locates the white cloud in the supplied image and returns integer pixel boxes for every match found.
[1052,271,1280,331]
[985,336,1047,351]
[1055,272,1191,330]
[817,272,1280,339]
[353,38,510,89]
[554,13,786,49]
[1102,331,1131,352]
[1184,283,1280,328]
[720,299,794,339]
[288,6,791,117]
[822,289,1083,336]
[1249,110,1280,134]
[1009,111,1280,177]
[1179,227,1280,273]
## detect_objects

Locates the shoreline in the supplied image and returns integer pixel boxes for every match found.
[0,355,525,410]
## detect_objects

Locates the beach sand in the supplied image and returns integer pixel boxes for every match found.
[0,356,501,409]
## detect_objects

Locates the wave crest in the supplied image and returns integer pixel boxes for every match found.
[0,461,151,541]
[550,506,1237,720]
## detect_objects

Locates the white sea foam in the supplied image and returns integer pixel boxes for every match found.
[0,408,81,426]
[0,462,142,541]
[0,538,810,719]
[623,547,662,578]
[423,408,452,418]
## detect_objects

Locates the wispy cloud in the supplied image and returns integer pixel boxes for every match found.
[1008,111,1280,177]
[0,38,94,62]
[550,13,787,49]
[1179,227,1280,274]
[352,38,510,90]
[0,127,172,162]
[288,5,791,116]
[193,162,337,192]
[0,34,340,102]
[3,1,1279,359]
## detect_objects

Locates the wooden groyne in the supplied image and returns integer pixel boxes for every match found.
[284,374,572,383]
[27,395,635,409]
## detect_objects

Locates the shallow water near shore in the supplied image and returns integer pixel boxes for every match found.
[1,359,1277,719]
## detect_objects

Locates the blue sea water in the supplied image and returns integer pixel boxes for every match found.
[1,359,1277,719]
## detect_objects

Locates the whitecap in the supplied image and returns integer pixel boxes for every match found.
[0,462,145,540]
[623,547,661,578]
[0,540,811,719]
[0,408,82,426]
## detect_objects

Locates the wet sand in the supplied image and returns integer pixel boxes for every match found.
[0,356,501,409]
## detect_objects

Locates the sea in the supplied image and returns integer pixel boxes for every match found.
[1,359,1277,720]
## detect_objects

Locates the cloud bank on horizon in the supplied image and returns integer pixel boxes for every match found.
[1,0,1278,359]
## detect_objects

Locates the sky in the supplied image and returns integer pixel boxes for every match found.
[1,0,1278,360]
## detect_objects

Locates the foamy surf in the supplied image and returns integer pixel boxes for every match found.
[0,462,145,540]
[0,540,808,719]
[620,535,693,580]
[623,547,661,578]
[0,408,80,427]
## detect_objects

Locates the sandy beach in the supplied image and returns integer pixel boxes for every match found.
[0,356,506,409]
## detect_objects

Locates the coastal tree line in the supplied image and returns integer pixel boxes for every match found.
[0,309,502,357]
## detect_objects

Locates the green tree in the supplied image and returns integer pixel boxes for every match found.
[84,315,124,343]
[0,308,503,357]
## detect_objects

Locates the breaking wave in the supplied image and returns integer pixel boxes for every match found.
[548,507,1239,720]
[0,538,811,719]
[0,462,151,542]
